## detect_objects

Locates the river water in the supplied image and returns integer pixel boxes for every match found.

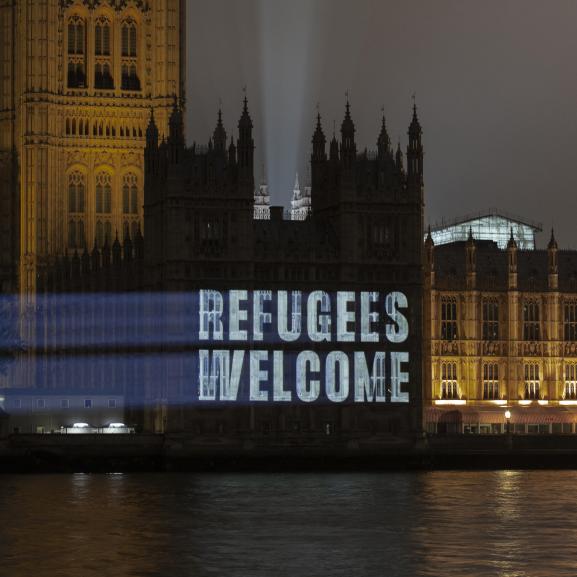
[0,471,575,577]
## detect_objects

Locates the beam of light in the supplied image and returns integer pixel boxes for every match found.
[259,0,315,206]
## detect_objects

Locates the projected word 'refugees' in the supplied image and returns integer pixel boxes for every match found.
[196,290,411,405]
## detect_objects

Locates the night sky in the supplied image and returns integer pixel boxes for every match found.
[187,0,577,248]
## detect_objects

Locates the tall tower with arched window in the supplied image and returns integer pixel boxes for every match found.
[0,0,186,295]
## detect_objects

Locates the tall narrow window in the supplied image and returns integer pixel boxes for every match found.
[67,16,86,88]
[441,297,458,340]
[68,171,86,248]
[121,19,140,91]
[94,18,113,89]
[523,300,540,341]
[524,364,540,400]
[483,363,500,400]
[565,364,577,400]
[95,19,110,56]
[96,173,112,214]
[122,173,138,215]
[482,298,499,341]
[565,301,577,342]
[441,362,459,400]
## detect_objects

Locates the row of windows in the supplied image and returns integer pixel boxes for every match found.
[439,362,577,400]
[68,172,138,216]
[65,118,144,138]
[12,399,117,409]
[440,298,577,342]
[68,62,139,90]
[67,16,139,90]
[68,17,137,58]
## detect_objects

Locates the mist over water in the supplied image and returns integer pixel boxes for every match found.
[2,471,577,577]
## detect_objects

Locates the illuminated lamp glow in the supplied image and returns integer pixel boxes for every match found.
[505,410,511,420]
[434,399,467,406]
[537,400,549,406]
[560,400,577,406]
[72,423,90,428]
[490,400,507,406]
[108,423,127,428]
[518,400,532,406]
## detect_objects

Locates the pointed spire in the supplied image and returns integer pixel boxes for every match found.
[112,230,122,265]
[294,173,300,192]
[312,111,326,161]
[239,94,253,131]
[91,238,100,272]
[409,100,422,136]
[213,108,227,153]
[146,107,159,145]
[467,227,474,243]
[548,228,558,250]
[134,224,144,259]
[340,98,356,167]
[341,98,355,139]
[507,227,517,250]
[378,110,391,157]
[396,140,404,173]
[425,225,434,247]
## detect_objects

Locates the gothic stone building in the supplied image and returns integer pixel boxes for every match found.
[33,99,425,439]
[0,0,186,295]
[424,228,577,434]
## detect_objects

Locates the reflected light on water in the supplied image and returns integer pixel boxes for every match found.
[2,472,577,577]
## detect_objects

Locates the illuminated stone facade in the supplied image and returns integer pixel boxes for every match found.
[0,0,186,295]
[424,228,577,433]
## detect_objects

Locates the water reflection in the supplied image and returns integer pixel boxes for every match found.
[1,472,576,577]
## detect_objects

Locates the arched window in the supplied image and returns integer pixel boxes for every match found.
[121,19,137,57]
[122,173,138,215]
[121,19,140,91]
[67,16,86,88]
[68,171,85,214]
[94,17,113,89]
[95,172,112,214]
[68,17,85,55]
[95,18,111,56]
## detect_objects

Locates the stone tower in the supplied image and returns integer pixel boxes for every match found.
[0,0,186,295]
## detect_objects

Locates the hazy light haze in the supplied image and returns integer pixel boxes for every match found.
[187,0,577,247]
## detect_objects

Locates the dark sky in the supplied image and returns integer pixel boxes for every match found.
[187,0,577,248]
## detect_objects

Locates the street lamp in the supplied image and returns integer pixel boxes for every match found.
[505,410,511,434]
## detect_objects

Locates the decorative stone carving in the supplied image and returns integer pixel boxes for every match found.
[60,0,150,13]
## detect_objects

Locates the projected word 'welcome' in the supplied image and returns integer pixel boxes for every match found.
[196,290,411,404]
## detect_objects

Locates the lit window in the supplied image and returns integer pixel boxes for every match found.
[441,362,459,399]
[524,364,540,400]
[441,297,458,340]
[483,363,499,399]
[96,172,112,214]
[122,173,138,214]
[67,16,86,88]
[122,20,137,57]
[564,301,577,342]
[565,364,577,399]
[482,299,499,341]
[523,300,540,341]
[68,171,86,214]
